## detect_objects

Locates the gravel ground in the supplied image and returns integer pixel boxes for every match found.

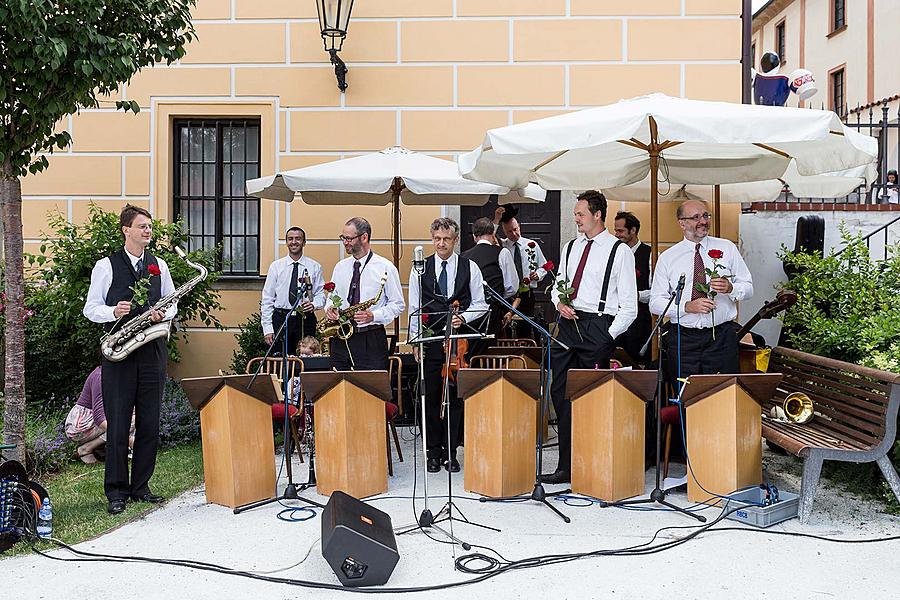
[2,430,898,599]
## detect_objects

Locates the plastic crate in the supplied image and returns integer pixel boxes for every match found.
[725,487,799,528]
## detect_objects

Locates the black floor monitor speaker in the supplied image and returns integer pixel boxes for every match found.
[321,490,400,587]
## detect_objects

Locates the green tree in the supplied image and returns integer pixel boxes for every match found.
[0,1,196,462]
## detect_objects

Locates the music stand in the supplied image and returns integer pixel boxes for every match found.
[480,284,572,523]
[234,279,323,514]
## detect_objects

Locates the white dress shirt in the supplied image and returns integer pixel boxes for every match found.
[649,235,753,328]
[83,248,177,323]
[475,240,519,299]
[328,251,405,327]
[260,254,326,336]
[631,239,652,304]
[503,235,549,284]
[550,229,638,340]
[407,253,490,340]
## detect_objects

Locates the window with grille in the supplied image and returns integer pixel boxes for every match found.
[775,20,786,63]
[830,68,845,115]
[173,119,261,276]
[750,43,756,69]
[832,0,846,31]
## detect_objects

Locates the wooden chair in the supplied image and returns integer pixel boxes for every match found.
[386,356,404,476]
[496,338,538,348]
[245,356,305,461]
[469,355,528,370]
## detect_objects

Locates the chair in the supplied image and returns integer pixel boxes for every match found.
[386,357,404,476]
[245,356,305,461]
[496,338,538,348]
[660,404,682,479]
[469,355,528,370]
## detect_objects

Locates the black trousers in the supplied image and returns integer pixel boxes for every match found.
[466,302,505,360]
[618,309,652,367]
[662,321,740,390]
[273,308,317,356]
[101,339,166,502]
[423,342,463,460]
[549,312,616,474]
[512,290,536,340]
[330,326,389,371]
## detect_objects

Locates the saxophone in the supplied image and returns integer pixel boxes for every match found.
[101,246,208,362]
[317,272,389,341]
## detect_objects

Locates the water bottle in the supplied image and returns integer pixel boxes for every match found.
[36,497,53,539]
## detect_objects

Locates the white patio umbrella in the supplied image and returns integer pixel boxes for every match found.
[247,146,545,266]
[459,94,878,262]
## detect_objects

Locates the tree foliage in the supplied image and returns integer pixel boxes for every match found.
[17,204,223,401]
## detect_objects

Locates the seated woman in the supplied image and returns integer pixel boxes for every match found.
[64,366,133,463]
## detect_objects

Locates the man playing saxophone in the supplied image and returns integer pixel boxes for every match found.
[83,205,176,515]
[325,217,405,371]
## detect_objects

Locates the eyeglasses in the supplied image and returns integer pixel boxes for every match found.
[338,234,362,242]
[678,213,712,223]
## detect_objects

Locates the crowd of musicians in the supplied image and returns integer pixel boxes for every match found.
[82,194,752,512]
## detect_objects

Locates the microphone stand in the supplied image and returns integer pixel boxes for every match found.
[235,279,324,514]
[480,284,573,523]
[610,277,704,522]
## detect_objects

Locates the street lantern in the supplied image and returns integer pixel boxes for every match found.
[315,0,354,92]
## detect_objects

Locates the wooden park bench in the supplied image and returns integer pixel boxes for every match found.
[762,346,900,523]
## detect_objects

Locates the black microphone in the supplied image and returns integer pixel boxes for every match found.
[674,272,686,304]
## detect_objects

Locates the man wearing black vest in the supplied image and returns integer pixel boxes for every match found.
[83,205,177,514]
[613,211,652,367]
[496,206,550,340]
[542,191,638,485]
[408,218,489,473]
[461,217,518,358]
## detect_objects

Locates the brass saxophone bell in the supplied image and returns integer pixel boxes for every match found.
[782,392,814,424]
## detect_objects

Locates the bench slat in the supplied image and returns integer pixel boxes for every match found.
[771,358,891,399]
[775,373,888,422]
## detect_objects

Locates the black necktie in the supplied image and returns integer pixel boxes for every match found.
[289,262,299,306]
[513,242,524,281]
[349,261,361,305]
[135,258,143,277]
[438,260,449,297]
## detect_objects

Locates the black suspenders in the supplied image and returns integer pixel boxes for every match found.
[563,237,624,313]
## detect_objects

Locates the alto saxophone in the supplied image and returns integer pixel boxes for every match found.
[101,246,208,362]
[317,272,389,341]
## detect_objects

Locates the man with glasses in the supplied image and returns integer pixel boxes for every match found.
[325,217,405,371]
[649,200,753,385]
[261,227,325,356]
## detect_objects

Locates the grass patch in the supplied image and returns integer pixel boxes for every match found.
[3,440,204,557]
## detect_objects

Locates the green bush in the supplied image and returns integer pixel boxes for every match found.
[1,204,224,403]
[779,227,900,511]
[229,312,267,374]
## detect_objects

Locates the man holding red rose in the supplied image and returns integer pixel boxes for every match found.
[649,200,753,383]
[495,205,550,340]
[83,205,176,514]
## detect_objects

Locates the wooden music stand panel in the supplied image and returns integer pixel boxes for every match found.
[463,377,537,498]
[686,384,763,504]
[570,377,646,502]
[314,380,388,498]
[198,383,276,508]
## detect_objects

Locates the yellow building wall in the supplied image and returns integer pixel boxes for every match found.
[21,1,744,378]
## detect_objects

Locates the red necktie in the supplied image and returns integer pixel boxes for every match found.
[691,243,706,301]
[570,240,593,300]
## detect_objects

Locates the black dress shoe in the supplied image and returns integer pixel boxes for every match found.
[539,470,571,484]
[445,456,461,473]
[131,492,164,504]
[426,458,441,473]
[108,499,127,514]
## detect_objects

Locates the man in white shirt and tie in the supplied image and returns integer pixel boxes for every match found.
[543,191,638,485]
[649,200,753,385]
[497,205,549,339]
[408,218,490,473]
[325,217,405,371]
[261,227,325,355]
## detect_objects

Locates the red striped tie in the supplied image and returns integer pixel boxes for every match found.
[570,240,593,300]
[691,243,706,301]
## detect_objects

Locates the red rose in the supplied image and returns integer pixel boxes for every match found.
[522,276,531,285]
[147,264,161,276]
[421,313,429,324]
[323,281,336,292]
[528,241,536,249]
[708,249,724,260]
[542,260,554,271]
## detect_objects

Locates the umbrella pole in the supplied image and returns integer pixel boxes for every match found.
[392,178,403,340]
[650,152,659,268]
[714,184,721,237]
